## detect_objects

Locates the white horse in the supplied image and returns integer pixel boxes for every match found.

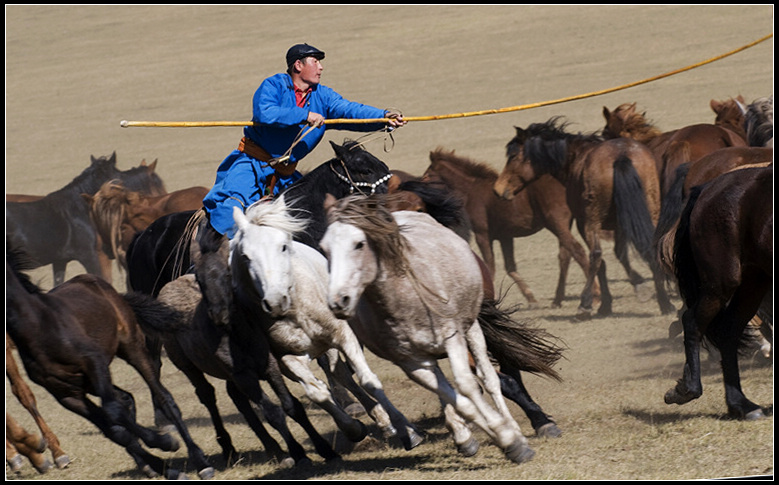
[319,193,535,464]
[230,196,424,450]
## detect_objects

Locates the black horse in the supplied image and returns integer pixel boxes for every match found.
[665,165,772,420]
[6,153,166,286]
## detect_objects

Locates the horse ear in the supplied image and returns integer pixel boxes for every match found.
[602,106,611,120]
[330,140,347,159]
[232,206,249,232]
[81,193,94,205]
[710,99,722,113]
[109,152,117,165]
[148,159,158,172]
[323,193,338,214]
[514,126,527,141]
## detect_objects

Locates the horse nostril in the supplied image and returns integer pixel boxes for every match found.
[261,300,273,314]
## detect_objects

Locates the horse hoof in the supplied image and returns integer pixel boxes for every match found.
[344,402,367,418]
[664,386,697,405]
[8,454,23,473]
[141,464,160,478]
[381,423,398,440]
[456,436,480,457]
[536,422,562,438]
[575,307,592,321]
[525,300,540,310]
[742,408,766,421]
[402,427,425,450]
[505,440,535,464]
[54,454,71,469]
[33,458,53,474]
[198,466,216,480]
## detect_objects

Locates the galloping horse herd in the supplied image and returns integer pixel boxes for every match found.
[6,95,773,479]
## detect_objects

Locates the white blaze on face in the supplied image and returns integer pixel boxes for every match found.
[319,221,375,317]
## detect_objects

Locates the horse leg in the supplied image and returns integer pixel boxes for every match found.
[440,398,480,457]
[498,365,562,438]
[333,331,425,450]
[223,381,296,467]
[710,282,768,420]
[279,353,368,443]
[6,338,70,469]
[119,342,215,479]
[578,228,607,319]
[260,358,341,462]
[552,244,572,308]
[320,349,396,438]
[664,300,709,406]
[165,342,238,463]
[145,334,173,432]
[6,414,50,474]
[499,237,538,308]
[318,352,365,416]
[56,393,182,479]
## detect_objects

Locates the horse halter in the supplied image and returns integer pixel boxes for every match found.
[329,159,392,195]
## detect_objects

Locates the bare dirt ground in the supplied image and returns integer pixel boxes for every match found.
[6,5,773,481]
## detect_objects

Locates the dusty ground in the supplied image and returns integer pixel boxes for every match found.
[5,5,773,481]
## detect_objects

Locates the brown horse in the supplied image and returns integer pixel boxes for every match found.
[422,147,591,309]
[6,243,214,480]
[84,180,208,271]
[6,334,70,473]
[494,117,675,319]
[601,100,747,198]
[665,164,772,420]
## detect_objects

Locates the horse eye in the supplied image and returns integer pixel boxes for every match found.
[355,241,364,250]
[281,244,287,253]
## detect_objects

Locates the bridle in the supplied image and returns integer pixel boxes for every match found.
[329,159,392,195]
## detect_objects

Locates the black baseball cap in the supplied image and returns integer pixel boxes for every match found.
[286,43,325,68]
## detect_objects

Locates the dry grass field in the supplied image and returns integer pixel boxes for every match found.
[6,5,773,481]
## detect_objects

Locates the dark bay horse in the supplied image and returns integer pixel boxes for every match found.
[156,273,341,468]
[6,153,166,286]
[6,334,70,473]
[422,147,591,309]
[494,117,675,319]
[601,100,747,198]
[6,243,214,480]
[665,164,772,420]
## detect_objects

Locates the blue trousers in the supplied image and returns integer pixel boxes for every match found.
[202,150,302,238]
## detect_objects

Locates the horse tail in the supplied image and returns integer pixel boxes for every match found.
[478,293,565,381]
[652,162,690,274]
[612,154,656,263]
[123,291,190,334]
[672,185,703,307]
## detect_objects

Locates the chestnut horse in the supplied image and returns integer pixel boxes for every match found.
[665,164,772,420]
[6,334,70,474]
[421,148,592,309]
[84,180,208,271]
[601,99,747,198]
[494,117,675,319]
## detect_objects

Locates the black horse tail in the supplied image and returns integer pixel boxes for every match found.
[478,294,565,382]
[612,155,656,263]
[651,162,690,276]
[672,185,703,307]
[124,291,190,335]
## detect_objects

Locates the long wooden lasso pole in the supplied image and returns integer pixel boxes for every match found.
[120,33,772,129]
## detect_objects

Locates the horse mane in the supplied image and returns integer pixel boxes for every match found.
[744,95,773,147]
[429,147,498,180]
[244,194,310,237]
[396,179,472,241]
[326,194,410,275]
[508,117,602,174]
[602,103,663,143]
[88,179,131,260]
[6,240,42,294]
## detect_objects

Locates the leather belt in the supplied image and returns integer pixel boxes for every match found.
[238,137,298,177]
